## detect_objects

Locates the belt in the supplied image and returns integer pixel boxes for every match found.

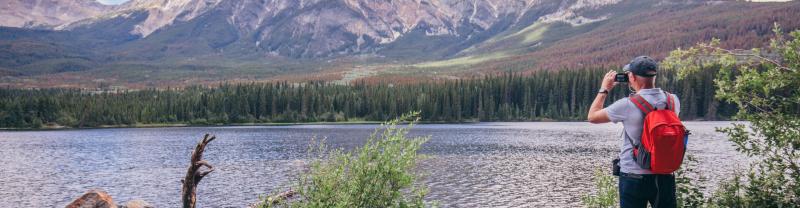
[619,172,644,179]
[620,172,673,179]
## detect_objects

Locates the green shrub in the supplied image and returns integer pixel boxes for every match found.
[665,24,800,207]
[260,112,432,208]
[55,112,78,127]
[675,156,709,208]
[189,118,209,125]
[582,169,618,208]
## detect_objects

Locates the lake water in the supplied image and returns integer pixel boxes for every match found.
[0,122,747,207]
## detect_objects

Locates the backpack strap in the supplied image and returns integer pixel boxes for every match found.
[623,130,640,150]
[665,92,676,112]
[625,95,652,153]
[629,94,654,114]
[626,95,651,165]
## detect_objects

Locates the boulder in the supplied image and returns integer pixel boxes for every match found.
[65,189,116,208]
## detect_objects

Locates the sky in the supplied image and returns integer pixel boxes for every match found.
[96,0,130,5]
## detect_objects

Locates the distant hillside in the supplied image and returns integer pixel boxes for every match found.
[0,0,798,88]
[491,1,800,70]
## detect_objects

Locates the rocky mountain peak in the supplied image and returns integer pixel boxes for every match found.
[0,0,114,28]
[1,0,633,57]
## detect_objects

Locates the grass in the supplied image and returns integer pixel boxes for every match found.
[412,51,510,68]
[407,21,581,71]
[520,23,550,44]
[495,22,551,45]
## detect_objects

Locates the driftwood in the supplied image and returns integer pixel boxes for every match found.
[181,134,216,208]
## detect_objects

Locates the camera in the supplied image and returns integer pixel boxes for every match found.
[615,72,628,83]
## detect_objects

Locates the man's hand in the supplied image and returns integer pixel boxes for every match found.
[601,70,618,91]
[587,70,616,124]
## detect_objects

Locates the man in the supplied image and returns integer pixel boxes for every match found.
[587,56,680,208]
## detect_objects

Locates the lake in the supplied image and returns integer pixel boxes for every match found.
[0,122,747,207]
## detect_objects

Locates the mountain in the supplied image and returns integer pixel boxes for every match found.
[0,0,114,28]
[54,0,575,58]
[0,0,798,88]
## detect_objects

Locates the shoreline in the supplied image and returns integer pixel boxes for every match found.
[0,120,480,131]
[0,119,733,131]
[0,121,384,131]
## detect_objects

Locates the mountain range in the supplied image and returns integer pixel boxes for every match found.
[0,0,798,88]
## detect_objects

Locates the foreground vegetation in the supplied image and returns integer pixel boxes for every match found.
[583,25,800,207]
[0,66,731,129]
[256,112,431,208]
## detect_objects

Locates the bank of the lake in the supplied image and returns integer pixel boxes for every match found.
[0,121,383,130]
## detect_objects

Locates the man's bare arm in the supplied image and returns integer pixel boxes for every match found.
[587,71,617,124]
[588,94,611,124]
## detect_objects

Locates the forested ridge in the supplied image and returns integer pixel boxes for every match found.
[0,68,733,128]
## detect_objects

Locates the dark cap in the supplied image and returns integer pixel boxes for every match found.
[623,56,658,77]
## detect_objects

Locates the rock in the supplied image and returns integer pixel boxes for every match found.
[119,200,153,208]
[65,189,116,208]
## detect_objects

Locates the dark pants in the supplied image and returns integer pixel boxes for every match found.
[619,173,677,208]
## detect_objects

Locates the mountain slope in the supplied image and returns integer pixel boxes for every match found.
[26,0,627,59]
[460,1,800,72]
[0,0,798,88]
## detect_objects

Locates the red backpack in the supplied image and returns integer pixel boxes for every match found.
[628,92,687,174]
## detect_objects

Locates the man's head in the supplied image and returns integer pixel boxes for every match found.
[623,56,658,91]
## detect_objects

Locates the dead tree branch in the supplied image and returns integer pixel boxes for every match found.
[699,44,793,72]
[182,134,217,208]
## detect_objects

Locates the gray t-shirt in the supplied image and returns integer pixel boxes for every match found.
[605,88,681,174]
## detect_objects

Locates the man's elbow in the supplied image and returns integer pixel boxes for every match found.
[587,113,607,124]
[587,114,599,124]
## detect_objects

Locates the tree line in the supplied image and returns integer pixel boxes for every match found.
[0,67,734,128]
